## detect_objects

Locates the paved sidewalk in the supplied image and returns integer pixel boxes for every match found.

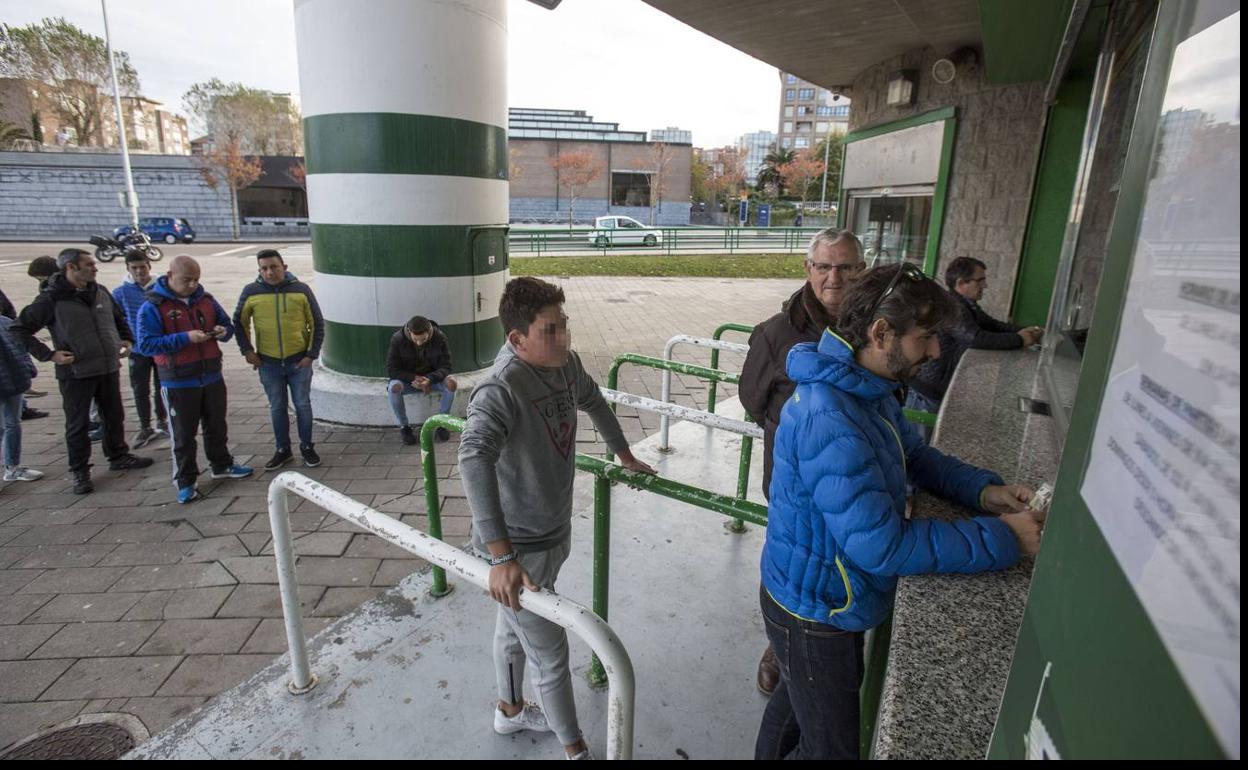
[0,245,800,750]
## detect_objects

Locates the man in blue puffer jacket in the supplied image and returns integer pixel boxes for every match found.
[113,251,168,448]
[756,263,1046,760]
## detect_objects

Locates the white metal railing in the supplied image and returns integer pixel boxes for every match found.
[600,387,761,443]
[657,335,750,449]
[266,472,637,760]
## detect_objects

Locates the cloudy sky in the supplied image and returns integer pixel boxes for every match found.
[0,0,782,147]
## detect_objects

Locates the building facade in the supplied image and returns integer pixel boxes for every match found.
[509,108,692,225]
[738,130,775,186]
[776,71,850,151]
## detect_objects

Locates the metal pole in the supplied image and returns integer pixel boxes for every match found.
[589,473,611,688]
[818,127,833,217]
[265,479,317,694]
[101,0,139,230]
[419,420,453,597]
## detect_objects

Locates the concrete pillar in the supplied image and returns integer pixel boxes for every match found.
[294,0,509,424]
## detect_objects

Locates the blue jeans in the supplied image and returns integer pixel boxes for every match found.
[755,585,865,760]
[258,357,315,451]
[904,388,941,445]
[1,393,22,467]
[387,379,454,428]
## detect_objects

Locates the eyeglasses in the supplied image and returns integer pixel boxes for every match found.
[866,262,927,321]
[808,261,865,277]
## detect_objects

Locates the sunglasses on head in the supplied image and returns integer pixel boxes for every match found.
[867,262,928,321]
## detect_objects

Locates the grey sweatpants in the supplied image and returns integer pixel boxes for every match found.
[487,538,580,746]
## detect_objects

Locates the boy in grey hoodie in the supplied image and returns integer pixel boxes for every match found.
[459,277,654,760]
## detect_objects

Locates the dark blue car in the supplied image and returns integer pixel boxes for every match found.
[114,217,196,244]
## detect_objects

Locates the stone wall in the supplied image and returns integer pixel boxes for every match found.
[849,49,1046,317]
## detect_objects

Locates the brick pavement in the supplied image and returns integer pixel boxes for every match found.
[0,245,800,749]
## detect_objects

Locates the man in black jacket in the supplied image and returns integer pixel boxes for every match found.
[906,257,1043,438]
[11,249,154,494]
[739,228,865,695]
[386,315,457,446]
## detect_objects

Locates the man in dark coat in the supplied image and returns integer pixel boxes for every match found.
[739,228,865,695]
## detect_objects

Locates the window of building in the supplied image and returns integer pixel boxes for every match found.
[785,73,797,84]
[797,121,812,133]
[795,137,810,148]
[816,122,830,134]
[785,89,796,101]
[796,106,812,116]
[781,136,792,148]
[784,106,794,118]
[611,172,651,207]
[816,105,832,116]
[798,88,815,100]
[783,121,793,133]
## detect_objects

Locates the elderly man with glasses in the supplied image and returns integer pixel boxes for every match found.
[740,228,866,696]
[754,262,1045,759]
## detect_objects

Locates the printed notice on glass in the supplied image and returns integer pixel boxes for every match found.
[1081,8,1240,758]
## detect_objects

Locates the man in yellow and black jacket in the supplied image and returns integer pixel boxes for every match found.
[233,249,325,471]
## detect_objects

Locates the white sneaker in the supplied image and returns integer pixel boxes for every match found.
[566,747,595,760]
[3,466,44,482]
[493,702,552,735]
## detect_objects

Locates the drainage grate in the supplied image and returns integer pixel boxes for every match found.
[1,723,136,761]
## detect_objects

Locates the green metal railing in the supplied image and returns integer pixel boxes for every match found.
[509,225,827,257]
[417,412,767,688]
[706,322,755,413]
[606,352,755,532]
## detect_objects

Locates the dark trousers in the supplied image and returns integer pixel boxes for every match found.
[755,585,865,760]
[162,380,232,488]
[128,353,167,429]
[60,371,130,472]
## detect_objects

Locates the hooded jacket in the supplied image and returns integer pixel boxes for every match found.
[233,273,324,362]
[136,276,233,389]
[760,329,1020,631]
[10,273,131,380]
[386,324,452,384]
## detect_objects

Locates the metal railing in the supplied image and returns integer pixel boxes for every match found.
[705,323,756,413]
[658,334,751,450]
[606,352,757,531]
[509,226,826,257]
[266,471,637,760]
[419,412,767,689]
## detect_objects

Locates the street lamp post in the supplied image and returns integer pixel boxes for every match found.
[101,0,139,230]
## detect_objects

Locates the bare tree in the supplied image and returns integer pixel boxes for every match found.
[548,149,603,229]
[0,17,140,147]
[636,141,675,226]
[196,135,262,240]
[183,79,301,155]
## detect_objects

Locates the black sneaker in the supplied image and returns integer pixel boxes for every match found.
[434,427,451,443]
[109,453,154,471]
[265,449,294,471]
[21,407,49,420]
[72,469,94,495]
[400,426,417,446]
[89,423,104,442]
[301,446,321,468]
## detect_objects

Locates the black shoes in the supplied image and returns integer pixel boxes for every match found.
[72,469,94,495]
[108,454,154,471]
[265,449,294,471]
[400,426,417,446]
[21,407,49,420]
[301,446,321,468]
[434,427,451,443]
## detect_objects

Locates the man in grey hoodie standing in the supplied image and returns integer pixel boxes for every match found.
[459,277,655,760]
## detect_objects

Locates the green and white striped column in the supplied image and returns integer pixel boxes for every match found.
[294,0,508,381]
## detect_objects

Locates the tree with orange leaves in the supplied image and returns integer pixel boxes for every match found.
[548,149,603,229]
[196,136,262,240]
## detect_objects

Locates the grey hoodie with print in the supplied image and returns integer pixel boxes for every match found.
[459,342,628,554]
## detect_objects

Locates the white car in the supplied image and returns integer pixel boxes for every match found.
[587,216,663,247]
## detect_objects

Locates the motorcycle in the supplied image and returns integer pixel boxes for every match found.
[89,231,164,263]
